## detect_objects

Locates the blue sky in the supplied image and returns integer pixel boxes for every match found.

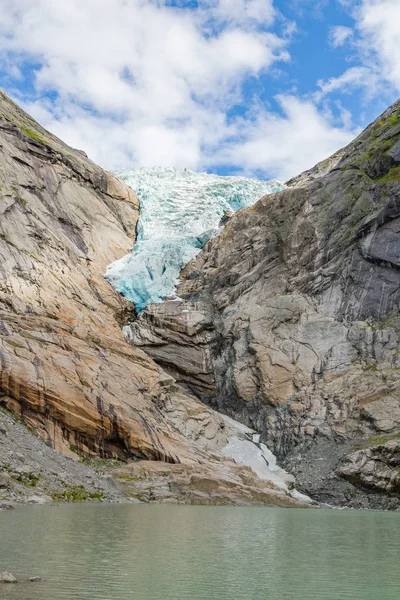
[0,0,399,181]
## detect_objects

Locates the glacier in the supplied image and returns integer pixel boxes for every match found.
[105,167,285,312]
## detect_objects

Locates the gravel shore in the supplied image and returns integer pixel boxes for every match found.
[0,407,131,509]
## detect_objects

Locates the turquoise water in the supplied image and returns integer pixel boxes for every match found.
[1,504,400,599]
[105,167,284,311]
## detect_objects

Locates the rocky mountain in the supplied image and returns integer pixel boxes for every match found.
[0,89,309,507]
[127,99,400,509]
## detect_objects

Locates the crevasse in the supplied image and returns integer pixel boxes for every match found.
[105,167,285,312]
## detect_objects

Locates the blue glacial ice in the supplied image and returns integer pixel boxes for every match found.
[105,167,285,312]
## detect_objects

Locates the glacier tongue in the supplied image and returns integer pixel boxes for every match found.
[105,167,284,312]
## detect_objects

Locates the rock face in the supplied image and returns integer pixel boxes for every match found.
[0,87,183,461]
[0,89,312,507]
[127,100,400,508]
[112,459,307,507]
[337,439,400,495]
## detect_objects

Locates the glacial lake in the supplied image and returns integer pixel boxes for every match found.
[0,504,399,600]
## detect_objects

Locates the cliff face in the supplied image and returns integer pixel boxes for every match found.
[128,100,400,508]
[0,90,312,507]
[0,88,179,461]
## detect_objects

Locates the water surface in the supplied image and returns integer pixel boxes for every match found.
[1,504,399,600]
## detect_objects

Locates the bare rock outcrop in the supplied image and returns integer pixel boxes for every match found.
[127,99,400,508]
[337,439,400,495]
[0,89,311,506]
[0,88,227,464]
[112,459,308,507]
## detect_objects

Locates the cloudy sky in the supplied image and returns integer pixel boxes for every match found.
[0,0,399,181]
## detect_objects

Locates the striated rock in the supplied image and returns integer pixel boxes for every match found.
[0,90,217,462]
[112,460,310,507]
[0,89,312,506]
[0,93,212,461]
[0,87,218,465]
[127,99,400,507]
[337,440,400,494]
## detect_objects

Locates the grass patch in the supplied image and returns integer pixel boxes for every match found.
[20,126,46,144]
[367,316,400,333]
[51,484,105,502]
[373,165,400,183]
[15,472,41,487]
[68,445,122,470]
[125,490,146,501]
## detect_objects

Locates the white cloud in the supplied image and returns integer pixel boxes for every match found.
[0,0,358,180]
[315,66,379,100]
[320,0,400,104]
[0,0,292,173]
[204,0,276,26]
[212,95,358,181]
[356,0,400,91]
[329,25,353,48]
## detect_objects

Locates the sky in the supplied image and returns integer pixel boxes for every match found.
[0,0,399,182]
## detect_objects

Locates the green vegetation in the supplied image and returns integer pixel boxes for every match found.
[368,432,400,447]
[51,484,105,502]
[126,492,144,501]
[378,114,399,128]
[19,126,46,144]
[373,165,400,183]
[354,431,400,450]
[16,472,41,487]
[363,365,380,372]
[367,316,400,333]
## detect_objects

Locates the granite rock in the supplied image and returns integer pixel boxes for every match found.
[127,99,400,508]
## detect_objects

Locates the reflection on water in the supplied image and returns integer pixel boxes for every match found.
[0,504,400,600]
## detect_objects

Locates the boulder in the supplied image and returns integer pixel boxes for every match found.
[0,572,17,583]
[0,471,12,488]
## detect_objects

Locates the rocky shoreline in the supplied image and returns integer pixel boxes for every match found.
[0,406,312,509]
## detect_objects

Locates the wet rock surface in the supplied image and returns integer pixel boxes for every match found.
[128,100,400,509]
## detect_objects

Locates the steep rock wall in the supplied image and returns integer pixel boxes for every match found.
[128,99,400,508]
[0,90,311,507]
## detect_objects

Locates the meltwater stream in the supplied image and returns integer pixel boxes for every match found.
[105,167,284,312]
